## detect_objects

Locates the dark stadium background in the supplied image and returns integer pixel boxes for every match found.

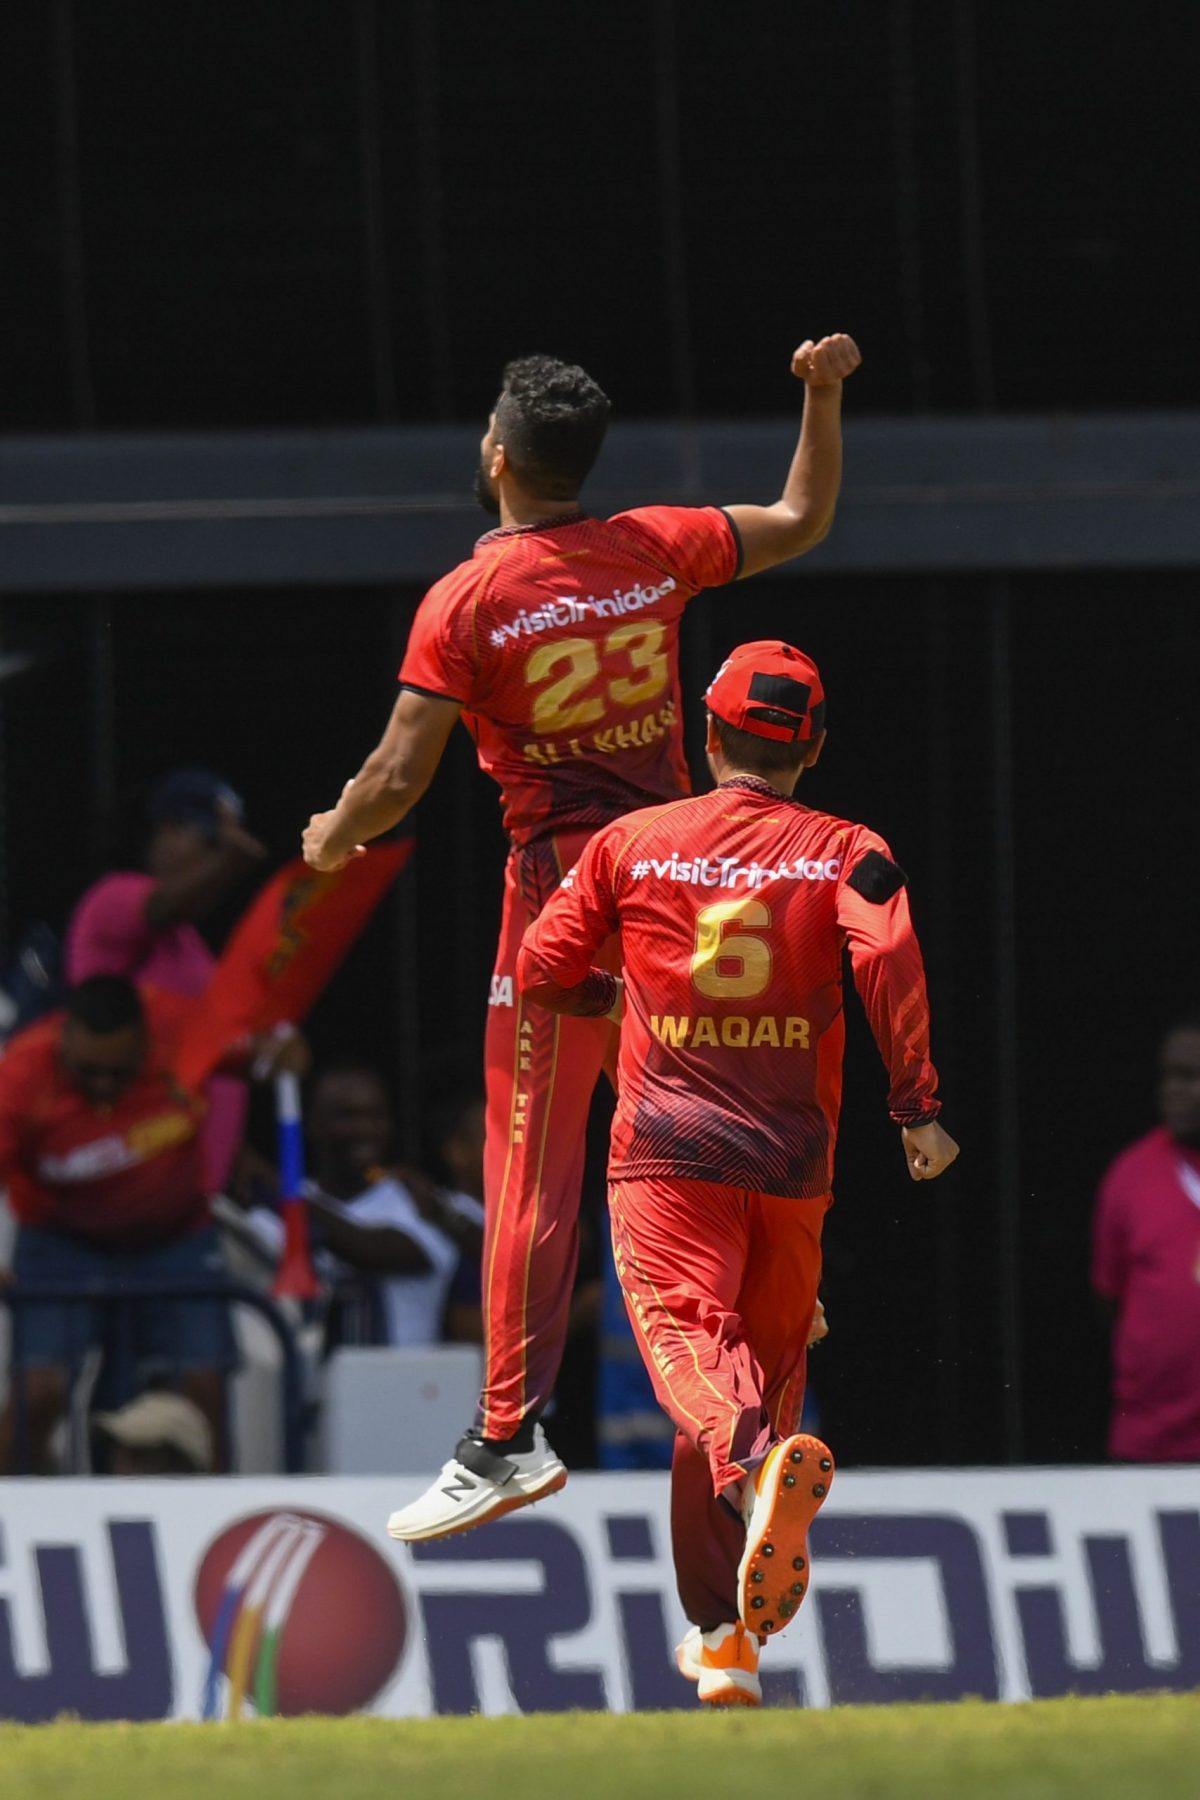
[2,2,1197,1470]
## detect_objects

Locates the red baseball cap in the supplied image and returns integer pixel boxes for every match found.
[705,640,826,743]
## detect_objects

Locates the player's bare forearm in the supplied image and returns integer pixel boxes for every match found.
[340,761,416,846]
[302,689,459,873]
[735,377,843,570]
[778,382,843,542]
[301,770,410,872]
[725,333,861,580]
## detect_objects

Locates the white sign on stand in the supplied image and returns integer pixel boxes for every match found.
[0,1466,1196,1721]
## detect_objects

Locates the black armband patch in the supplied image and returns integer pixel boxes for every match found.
[846,850,907,904]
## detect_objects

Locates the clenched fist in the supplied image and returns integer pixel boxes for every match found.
[901,1118,961,1182]
[791,334,862,387]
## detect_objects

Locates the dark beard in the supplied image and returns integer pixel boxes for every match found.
[473,463,501,517]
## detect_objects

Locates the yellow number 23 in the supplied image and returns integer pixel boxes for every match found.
[525,621,669,736]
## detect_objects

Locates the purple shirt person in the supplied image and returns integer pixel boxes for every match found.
[66,769,266,1192]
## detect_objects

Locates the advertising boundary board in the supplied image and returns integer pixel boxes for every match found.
[0,1466,1197,1721]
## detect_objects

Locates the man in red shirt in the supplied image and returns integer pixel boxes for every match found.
[517,640,959,1706]
[0,975,235,1471]
[1092,1018,1200,1461]
[300,335,862,1539]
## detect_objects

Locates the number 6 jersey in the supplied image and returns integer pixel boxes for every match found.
[517,776,942,1199]
[398,507,740,846]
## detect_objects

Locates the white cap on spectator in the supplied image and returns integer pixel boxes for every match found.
[93,1392,213,1472]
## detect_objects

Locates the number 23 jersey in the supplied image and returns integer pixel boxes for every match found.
[397,507,740,846]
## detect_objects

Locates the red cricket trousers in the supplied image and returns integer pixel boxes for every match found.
[608,1176,829,1629]
[480,830,619,1440]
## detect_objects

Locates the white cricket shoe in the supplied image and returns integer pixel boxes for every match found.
[386,1425,567,1542]
[675,1622,762,1707]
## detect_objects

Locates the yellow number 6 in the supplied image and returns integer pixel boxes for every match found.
[691,899,773,999]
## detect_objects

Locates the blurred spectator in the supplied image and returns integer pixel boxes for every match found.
[546,1206,604,1471]
[65,768,266,1193]
[0,922,63,1045]
[93,1389,214,1476]
[1092,1016,1200,1462]
[303,1065,483,1347]
[428,1087,489,1344]
[0,975,237,1472]
[596,1227,674,1469]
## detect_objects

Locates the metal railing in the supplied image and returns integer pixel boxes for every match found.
[1,1278,306,1474]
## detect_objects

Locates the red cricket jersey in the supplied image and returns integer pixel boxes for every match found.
[398,506,740,846]
[517,776,941,1198]
[0,988,209,1248]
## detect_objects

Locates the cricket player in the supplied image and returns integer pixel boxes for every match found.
[517,640,959,1706]
[301,336,862,1540]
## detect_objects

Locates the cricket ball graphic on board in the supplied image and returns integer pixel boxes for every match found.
[194,1508,408,1717]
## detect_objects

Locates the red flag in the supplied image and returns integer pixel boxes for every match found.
[176,842,412,1091]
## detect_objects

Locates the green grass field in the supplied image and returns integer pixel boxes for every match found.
[2,1696,1198,1800]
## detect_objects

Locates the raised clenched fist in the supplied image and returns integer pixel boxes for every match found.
[791,334,862,387]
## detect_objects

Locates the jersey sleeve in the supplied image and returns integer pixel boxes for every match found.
[835,829,941,1126]
[517,827,622,1016]
[609,504,741,592]
[65,873,156,981]
[1090,1164,1128,1301]
[397,567,479,704]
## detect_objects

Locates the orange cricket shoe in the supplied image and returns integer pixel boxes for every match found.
[737,1432,834,1639]
[675,1621,762,1707]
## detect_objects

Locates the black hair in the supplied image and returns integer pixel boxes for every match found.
[712,712,812,777]
[1164,1016,1200,1040]
[65,975,144,1034]
[494,355,611,498]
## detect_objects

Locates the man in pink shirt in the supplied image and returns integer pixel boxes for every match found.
[66,770,266,1193]
[1092,1017,1200,1461]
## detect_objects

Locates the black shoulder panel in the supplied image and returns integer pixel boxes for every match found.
[846,849,907,904]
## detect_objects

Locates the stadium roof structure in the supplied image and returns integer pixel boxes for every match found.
[2,412,1198,593]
